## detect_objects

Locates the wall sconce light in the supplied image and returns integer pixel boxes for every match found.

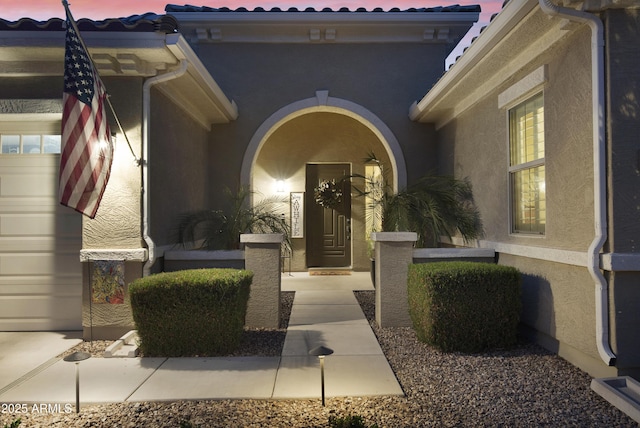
[276,179,286,193]
[308,345,334,406]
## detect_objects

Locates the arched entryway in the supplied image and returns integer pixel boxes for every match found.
[241,91,406,272]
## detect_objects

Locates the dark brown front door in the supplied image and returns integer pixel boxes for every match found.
[306,163,351,268]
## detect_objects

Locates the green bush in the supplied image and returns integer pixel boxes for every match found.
[408,262,521,353]
[129,268,253,357]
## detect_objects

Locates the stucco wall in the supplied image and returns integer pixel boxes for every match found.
[434,26,613,375]
[82,261,140,340]
[438,26,594,251]
[196,42,439,201]
[149,88,210,248]
[0,76,64,98]
[83,77,144,249]
[500,253,617,377]
[604,9,640,377]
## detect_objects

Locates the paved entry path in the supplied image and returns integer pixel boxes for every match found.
[274,272,404,398]
[0,272,403,404]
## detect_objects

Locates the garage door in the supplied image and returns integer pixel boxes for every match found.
[0,127,82,331]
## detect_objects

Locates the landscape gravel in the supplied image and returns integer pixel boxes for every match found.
[2,290,638,427]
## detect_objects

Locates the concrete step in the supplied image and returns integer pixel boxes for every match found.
[104,330,139,358]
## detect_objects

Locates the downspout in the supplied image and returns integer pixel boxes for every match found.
[142,59,189,276]
[538,0,616,365]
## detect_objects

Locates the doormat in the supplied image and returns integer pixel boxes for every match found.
[308,269,352,276]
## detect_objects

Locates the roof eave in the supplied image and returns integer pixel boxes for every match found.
[163,33,238,126]
[409,0,540,125]
[0,29,238,127]
[170,11,480,44]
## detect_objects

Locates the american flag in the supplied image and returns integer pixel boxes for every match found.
[59,16,113,218]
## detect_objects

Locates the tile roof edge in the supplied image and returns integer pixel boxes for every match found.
[164,4,482,13]
[0,14,178,33]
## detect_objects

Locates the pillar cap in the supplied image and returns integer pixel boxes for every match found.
[371,232,417,242]
[240,233,284,244]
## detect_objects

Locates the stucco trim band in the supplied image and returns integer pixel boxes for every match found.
[79,248,148,262]
[449,237,640,272]
[240,233,284,244]
[601,253,640,272]
[498,65,548,109]
[448,236,587,267]
[241,91,407,193]
[164,250,245,260]
[371,232,417,242]
[0,99,62,114]
[413,248,495,259]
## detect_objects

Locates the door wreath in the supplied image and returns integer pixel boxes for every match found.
[314,179,343,209]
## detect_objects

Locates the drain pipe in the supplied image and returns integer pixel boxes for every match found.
[142,59,189,276]
[538,0,616,366]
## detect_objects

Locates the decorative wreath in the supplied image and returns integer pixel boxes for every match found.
[314,179,343,209]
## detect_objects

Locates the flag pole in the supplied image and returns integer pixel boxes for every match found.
[61,0,142,166]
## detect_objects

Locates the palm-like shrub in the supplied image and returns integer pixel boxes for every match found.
[176,186,290,252]
[353,153,482,247]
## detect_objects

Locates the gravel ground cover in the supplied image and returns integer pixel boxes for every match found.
[2,290,638,427]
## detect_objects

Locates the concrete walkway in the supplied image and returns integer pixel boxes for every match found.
[0,272,403,404]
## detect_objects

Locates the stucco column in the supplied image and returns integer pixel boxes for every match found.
[240,233,283,329]
[372,232,417,328]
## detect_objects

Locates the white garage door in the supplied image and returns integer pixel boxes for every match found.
[0,122,82,331]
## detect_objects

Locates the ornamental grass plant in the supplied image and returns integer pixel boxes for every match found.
[176,186,290,253]
[351,153,483,248]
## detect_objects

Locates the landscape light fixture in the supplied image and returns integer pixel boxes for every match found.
[308,345,334,406]
[63,351,91,413]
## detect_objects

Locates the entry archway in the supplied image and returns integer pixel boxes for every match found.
[241,91,406,271]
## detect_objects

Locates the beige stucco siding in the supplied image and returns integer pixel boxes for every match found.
[83,77,144,249]
[434,25,611,375]
[438,26,594,251]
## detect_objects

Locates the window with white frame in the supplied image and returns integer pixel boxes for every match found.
[0,134,61,154]
[0,112,62,155]
[509,93,545,234]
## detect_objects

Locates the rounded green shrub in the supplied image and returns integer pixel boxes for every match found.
[129,268,253,357]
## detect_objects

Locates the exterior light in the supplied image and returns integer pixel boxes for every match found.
[63,351,91,413]
[308,345,334,406]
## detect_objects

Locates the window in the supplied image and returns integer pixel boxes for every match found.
[509,93,545,234]
[0,134,61,154]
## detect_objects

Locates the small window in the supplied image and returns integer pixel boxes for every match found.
[0,134,61,155]
[1,135,20,154]
[509,93,545,234]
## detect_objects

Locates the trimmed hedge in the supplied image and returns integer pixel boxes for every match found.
[129,268,253,357]
[408,262,521,353]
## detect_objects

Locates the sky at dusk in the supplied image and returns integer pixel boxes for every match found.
[3,0,504,67]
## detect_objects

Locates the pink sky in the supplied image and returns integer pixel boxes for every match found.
[3,1,503,67]
[3,0,500,22]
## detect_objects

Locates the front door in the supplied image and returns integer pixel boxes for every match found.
[306,163,351,267]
